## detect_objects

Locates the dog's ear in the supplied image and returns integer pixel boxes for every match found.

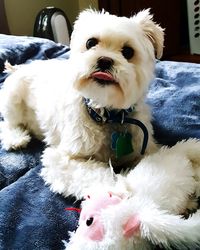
[70,9,108,50]
[132,9,164,59]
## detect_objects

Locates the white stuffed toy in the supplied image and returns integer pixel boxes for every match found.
[65,139,200,250]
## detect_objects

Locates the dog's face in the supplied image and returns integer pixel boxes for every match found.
[70,9,164,109]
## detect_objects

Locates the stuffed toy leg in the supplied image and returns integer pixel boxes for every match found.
[65,139,200,249]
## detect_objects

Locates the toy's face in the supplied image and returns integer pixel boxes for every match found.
[77,192,122,241]
[79,213,104,241]
[67,192,141,250]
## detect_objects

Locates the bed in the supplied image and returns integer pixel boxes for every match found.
[0,34,200,249]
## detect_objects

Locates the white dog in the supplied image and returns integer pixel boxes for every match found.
[0,9,164,198]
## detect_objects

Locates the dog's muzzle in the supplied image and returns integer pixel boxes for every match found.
[91,57,117,86]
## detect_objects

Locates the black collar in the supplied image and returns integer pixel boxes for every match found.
[84,98,149,155]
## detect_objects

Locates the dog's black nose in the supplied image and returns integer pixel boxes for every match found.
[97,57,114,71]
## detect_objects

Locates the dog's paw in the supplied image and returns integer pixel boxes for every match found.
[41,147,73,196]
[0,122,31,150]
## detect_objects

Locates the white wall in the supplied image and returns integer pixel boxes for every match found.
[4,0,98,36]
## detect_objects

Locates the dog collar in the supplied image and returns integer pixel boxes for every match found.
[84,98,148,155]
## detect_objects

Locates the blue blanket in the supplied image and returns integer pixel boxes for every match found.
[0,34,200,250]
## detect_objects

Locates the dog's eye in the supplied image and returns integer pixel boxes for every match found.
[121,46,134,60]
[86,38,98,50]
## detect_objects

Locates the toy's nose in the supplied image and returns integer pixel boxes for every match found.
[97,57,114,71]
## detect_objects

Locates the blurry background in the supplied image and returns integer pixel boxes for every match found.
[4,0,98,36]
[0,0,199,63]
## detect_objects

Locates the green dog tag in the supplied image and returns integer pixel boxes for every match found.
[116,133,133,158]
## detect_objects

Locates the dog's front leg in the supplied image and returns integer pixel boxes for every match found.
[40,146,129,199]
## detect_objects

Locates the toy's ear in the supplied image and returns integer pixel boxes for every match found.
[123,215,140,238]
[132,9,164,59]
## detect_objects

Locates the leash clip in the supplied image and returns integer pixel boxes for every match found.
[121,111,125,124]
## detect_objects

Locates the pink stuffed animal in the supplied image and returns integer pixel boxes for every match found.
[77,192,140,241]
[65,192,200,250]
[65,139,200,250]
[64,192,142,250]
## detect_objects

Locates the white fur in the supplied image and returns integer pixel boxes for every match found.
[66,139,200,250]
[0,9,163,198]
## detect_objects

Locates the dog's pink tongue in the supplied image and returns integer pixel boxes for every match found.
[92,72,115,81]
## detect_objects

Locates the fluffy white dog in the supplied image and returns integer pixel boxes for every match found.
[0,9,164,198]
